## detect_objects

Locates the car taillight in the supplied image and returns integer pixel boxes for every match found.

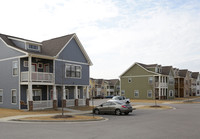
[122,105,127,108]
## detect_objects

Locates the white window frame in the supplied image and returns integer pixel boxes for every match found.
[121,90,125,95]
[128,78,132,83]
[0,89,3,104]
[147,90,152,98]
[11,89,17,104]
[78,89,81,99]
[134,90,139,98]
[169,90,174,97]
[12,61,18,76]
[65,64,82,79]
[27,44,40,52]
[23,61,28,67]
[32,89,42,101]
[148,77,153,84]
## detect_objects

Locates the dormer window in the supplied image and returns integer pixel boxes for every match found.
[27,44,40,52]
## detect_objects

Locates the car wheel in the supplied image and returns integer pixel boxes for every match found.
[124,112,129,115]
[94,109,100,115]
[115,109,121,116]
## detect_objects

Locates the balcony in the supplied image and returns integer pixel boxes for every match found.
[155,82,168,88]
[21,71,54,83]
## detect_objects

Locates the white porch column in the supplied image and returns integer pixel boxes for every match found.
[74,86,78,106]
[159,75,161,99]
[63,85,66,100]
[86,86,89,99]
[53,85,57,100]
[53,85,57,109]
[28,56,33,111]
[28,84,33,101]
[74,86,78,99]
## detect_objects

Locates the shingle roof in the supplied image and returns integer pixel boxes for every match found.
[191,72,199,79]
[41,34,74,56]
[178,70,188,77]
[161,66,172,75]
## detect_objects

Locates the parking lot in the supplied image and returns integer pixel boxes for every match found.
[0,99,200,139]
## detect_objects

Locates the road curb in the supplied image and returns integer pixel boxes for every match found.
[10,117,107,122]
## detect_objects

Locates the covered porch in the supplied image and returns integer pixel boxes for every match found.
[20,85,89,110]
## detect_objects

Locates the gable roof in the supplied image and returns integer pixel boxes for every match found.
[178,69,188,77]
[120,62,160,77]
[0,33,92,65]
[161,66,173,75]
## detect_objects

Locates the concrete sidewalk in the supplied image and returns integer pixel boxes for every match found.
[0,108,92,123]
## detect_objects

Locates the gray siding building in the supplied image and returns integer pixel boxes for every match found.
[0,33,92,110]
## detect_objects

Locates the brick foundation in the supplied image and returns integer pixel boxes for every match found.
[28,101,33,111]
[86,99,90,106]
[53,100,57,109]
[75,99,78,106]
[62,100,66,107]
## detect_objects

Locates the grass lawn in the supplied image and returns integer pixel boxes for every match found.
[0,108,68,118]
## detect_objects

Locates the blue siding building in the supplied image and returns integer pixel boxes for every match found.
[0,33,92,110]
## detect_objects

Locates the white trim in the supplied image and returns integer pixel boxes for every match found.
[56,58,89,65]
[169,90,174,97]
[0,89,3,104]
[55,34,93,66]
[0,55,27,62]
[0,38,28,54]
[11,89,17,105]
[8,37,42,46]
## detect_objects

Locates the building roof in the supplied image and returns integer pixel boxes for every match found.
[0,33,92,65]
[191,72,199,79]
[161,66,173,75]
[41,34,74,56]
[178,69,188,77]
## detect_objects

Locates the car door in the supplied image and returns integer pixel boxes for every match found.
[108,102,117,114]
[100,102,110,114]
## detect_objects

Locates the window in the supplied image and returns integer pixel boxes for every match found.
[24,61,28,67]
[147,90,152,98]
[66,89,69,99]
[148,77,153,84]
[134,90,139,98]
[128,78,132,83]
[169,90,174,97]
[0,89,3,103]
[197,90,200,95]
[11,89,17,104]
[32,89,42,101]
[12,61,18,76]
[121,90,125,95]
[65,64,82,78]
[27,44,40,51]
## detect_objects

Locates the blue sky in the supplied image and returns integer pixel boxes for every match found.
[0,0,200,79]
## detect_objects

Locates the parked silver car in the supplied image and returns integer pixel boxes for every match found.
[107,96,130,103]
[93,101,133,115]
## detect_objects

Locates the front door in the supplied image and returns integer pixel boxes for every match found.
[32,63,37,72]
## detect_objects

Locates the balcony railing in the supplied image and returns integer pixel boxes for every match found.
[21,71,54,83]
[155,82,168,88]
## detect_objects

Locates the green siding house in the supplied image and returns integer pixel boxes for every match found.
[120,62,175,100]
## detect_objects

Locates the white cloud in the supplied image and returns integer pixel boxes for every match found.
[0,0,200,79]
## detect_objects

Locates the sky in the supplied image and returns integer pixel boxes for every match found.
[0,0,200,79]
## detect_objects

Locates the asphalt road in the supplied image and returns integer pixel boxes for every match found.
[0,100,200,139]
